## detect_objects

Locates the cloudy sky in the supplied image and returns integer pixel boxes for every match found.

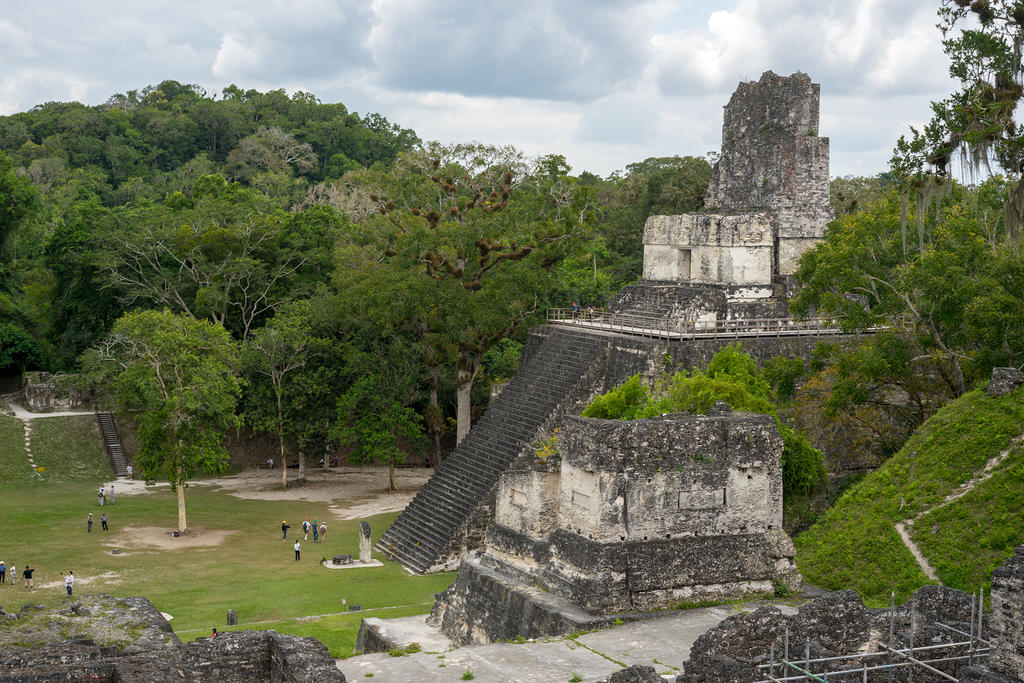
[0,0,955,178]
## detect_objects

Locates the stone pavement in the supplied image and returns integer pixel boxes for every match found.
[339,599,800,682]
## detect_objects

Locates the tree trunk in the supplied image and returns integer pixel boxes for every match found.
[277,389,287,489]
[388,462,396,491]
[455,353,481,445]
[177,483,187,533]
[427,364,442,466]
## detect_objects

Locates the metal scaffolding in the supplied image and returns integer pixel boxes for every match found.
[754,588,989,682]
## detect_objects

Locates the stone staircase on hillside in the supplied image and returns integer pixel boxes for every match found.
[97,412,128,477]
[377,326,615,574]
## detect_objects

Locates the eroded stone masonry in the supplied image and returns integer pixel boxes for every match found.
[636,70,832,324]
[430,408,801,645]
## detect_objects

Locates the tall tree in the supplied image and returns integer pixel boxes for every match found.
[333,143,592,444]
[98,176,342,340]
[243,301,314,489]
[89,310,242,532]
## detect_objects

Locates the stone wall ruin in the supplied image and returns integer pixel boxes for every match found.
[430,409,801,645]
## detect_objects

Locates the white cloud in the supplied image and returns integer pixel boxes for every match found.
[0,0,963,178]
[212,34,264,79]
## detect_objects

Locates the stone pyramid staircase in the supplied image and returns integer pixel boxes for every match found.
[377,326,614,574]
[97,412,128,477]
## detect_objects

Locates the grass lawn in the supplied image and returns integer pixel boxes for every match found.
[0,419,453,656]
[794,386,1024,606]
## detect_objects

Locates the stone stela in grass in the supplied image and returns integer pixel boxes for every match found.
[359,521,371,563]
[323,520,382,570]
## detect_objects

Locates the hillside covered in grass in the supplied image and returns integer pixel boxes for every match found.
[794,384,1024,606]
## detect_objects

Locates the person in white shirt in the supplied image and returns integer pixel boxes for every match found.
[64,571,74,596]
[293,541,301,561]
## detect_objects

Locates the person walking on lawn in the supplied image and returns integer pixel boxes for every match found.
[23,565,34,590]
[98,486,105,506]
[0,560,5,585]
[281,520,290,540]
[319,521,327,544]
[87,513,93,532]
[312,519,319,543]
[101,513,108,531]
[303,519,310,541]
[64,571,74,597]
[8,563,15,587]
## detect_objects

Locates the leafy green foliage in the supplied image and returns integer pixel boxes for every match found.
[0,321,43,372]
[582,344,826,497]
[88,309,243,530]
[795,385,1024,605]
[793,183,1024,420]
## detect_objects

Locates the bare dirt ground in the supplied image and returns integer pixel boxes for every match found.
[103,466,431,522]
[104,526,235,551]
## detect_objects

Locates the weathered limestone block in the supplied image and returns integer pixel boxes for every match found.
[0,595,346,681]
[984,544,1024,680]
[642,214,773,285]
[987,367,1024,397]
[495,469,560,539]
[433,411,801,643]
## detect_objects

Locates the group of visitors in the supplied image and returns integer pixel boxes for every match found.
[282,518,329,560]
[86,512,109,532]
[0,560,36,590]
[97,484,115,505]
[302,518,327,543]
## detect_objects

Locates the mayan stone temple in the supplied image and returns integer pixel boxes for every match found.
[377,71,834,599]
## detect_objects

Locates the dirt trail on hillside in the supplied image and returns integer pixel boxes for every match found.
[894,430,1024,583]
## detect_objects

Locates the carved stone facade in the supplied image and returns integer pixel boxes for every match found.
[22,371,92,412]
[641,71,831,310]
[430,410,801,645]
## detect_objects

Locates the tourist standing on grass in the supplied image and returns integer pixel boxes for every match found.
[294,541,301,561]
[87,513,93,532]
[98,486,105,506]
[64,571,74,596]
[281,520,289,540]
[8,563,15,587]
[101,513,108,531]
[303,519,310,541]
[109,484,114,504]
[312,519,319,543]
[319,521,327,543]
[23,565,34,590]
[0,560,6,584]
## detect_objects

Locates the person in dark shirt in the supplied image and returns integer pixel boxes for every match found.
[281,521,290,540]
[22,565,34,590]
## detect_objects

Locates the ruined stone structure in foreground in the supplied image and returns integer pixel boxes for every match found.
[0,594,346,682]
[430,409,801,645]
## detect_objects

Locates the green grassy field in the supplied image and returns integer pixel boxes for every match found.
[0,416,453,656]
[794,385,1024,606]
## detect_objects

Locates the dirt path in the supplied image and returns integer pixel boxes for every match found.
[894,430,1024,583]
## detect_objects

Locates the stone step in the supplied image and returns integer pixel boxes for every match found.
[379,325,612,572]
